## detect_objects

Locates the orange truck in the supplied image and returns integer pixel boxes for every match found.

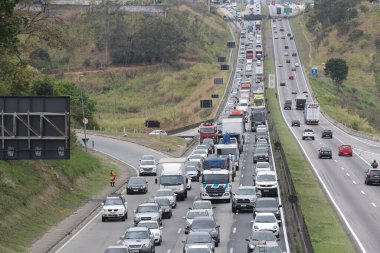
[199,122,217,142]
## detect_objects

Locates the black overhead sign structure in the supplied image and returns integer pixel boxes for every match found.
[211,94,219,99]
[226,42,236,48]
[214,78,224,85]
[145,120,160,128]
[200,100,213,108]
[217,56,226,62]
[220,64,229,71]
[0,96,70,160]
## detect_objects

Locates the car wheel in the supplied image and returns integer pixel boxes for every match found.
[215,240,219,247]
[121,215,125,222]
[102,217,106,222]
[302,137,305,140]
[365,179,368,185]
[232,205,236,213]
[312,137,315,140]
[226,198,231,203]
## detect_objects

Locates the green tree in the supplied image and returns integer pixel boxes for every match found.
[29,48,51,70]
[31,78,54,95]
[0,0,22,53]
[325,58,349,92]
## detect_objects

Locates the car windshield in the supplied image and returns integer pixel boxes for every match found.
[254,246,281,253]
[193,202,211,209]
[187,210,208,219]
[129,178,145,184]
[202,139,214,145]
[197,145,208,150]
[193,150,206,155]
[341,145,351,149]
[251,231,276,241]
[142,155,154,160]
[141,160,155,165]
[160,175,183,185]
[123,231,148,239]
[255,148,267,154]
[192,219,215,229]
[202,174,229,184]
[104,198,123,206]
[257,174,276,182]
[256,163,269,168]
[186,248,211,253]
[136,206,158,213]
[236,188,255,195]
[186,166,197,172]
[138,222,158,229]
[187,234,211,243]
[155,198,170,206]
[156,190,173,197]
[189,155,202,160]
[257,199,276,208]
[217,148,238,156]
[200,128,215,134]
[255,215,276,223]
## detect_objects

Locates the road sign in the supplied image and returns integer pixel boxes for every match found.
[226,42,235,48]
[217,56,226,62]
[211,94,219,98]
[200,100,213,108]
[311,67,318,77]
[220,64,229,70]
[83,117,88,125]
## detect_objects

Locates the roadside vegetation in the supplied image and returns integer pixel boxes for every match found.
[0,142,120,253]
[290,1,380,133]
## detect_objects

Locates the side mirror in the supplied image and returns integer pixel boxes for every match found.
[245,238,250,242]
[257,191,262,198]
[232,192,235,196]
[120,236,124,240]
[133,210,136,213]
[212,206,216,209]
[160,226,163,229]
[279,204,283,208]
[150,234,154,239]
[216,225,220,228]
[182,240,186,244]
[101,202,105,206]
[189,207,192,209]
[186,178,189,183]
[183,216,186,219]
[155,178,158,184]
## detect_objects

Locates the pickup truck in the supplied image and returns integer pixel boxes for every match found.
[302,129,315,140]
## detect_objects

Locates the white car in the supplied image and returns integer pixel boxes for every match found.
[138,159,157,176]
[255,171,278,197]
[255,162,271,174]
[101,195,128,222]
[186,244,213,253]
[155,189,177,208]
[295,62,300,67]
[191,149,208,158]
[183,209,209,234]
[191,200,215,217]
[137,220,163,245]
[252,212,279,238]
[149,130,167,136]
[187,154,204,164]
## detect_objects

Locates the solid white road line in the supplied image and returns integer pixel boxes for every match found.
[346,173,350,177]
[341,167,345,170]
[353,181,357,185]
[361,191,366,195]
[233,227,236,233]
[229,248,234,253]
[371,203,377,208]
[177,228,182,234]
[167,249,172,253]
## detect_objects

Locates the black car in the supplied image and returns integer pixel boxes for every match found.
[291,120,300,127]
[292,52,297,57]
[286,59,291,63]
[284,45,288,49]
[321,129,333,138]
[364,169,380,185]
[284,100,292,110]
[318,147,332,159]
[254,197,282,222]
[126,177,148,194]
[280,81,286,86]
[253,147,269,163]
[190,216,220,247]
[155,197,172,219]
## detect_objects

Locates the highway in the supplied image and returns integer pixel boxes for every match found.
[272,18,380,253]
[52,4,292,253]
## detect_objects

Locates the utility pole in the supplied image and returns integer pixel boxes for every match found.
[80,75,88,152]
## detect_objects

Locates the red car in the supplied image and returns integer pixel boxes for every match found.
[289,75,294,80]
[338,145,353,156]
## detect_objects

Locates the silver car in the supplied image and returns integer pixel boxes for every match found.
[231,186,261,213]
[137,220,163,245]
[134,202,162,226]
[155,189,177,208]
[119,227,155,253]
[184,209,209,234]
[182,231,215,253]
[138,160,157,176]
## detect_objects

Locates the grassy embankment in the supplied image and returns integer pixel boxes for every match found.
[0,143,120,253]
[290,2,380,133]
[262,6,356,253]
[51,3,233,133]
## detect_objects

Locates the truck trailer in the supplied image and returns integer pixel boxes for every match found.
[304,103,320,125]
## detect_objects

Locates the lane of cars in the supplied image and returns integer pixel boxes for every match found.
[273,17,380,252]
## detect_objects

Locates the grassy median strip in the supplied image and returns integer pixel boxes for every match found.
[266,89,356,253]
[0,146,122,253]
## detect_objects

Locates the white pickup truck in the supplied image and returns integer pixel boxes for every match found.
[302,129,315,140]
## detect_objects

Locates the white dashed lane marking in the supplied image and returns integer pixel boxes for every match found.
[177,228,182,234]
[372,203,377,208]
[233,227,237,233]
[353,181,357,185]
[361,191,365,195]
[346,173,350,177]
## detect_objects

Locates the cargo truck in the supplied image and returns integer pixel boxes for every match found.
[250,109,266,132]
[295,95,307,110]
[304,103,320,125]
[221,118,245,153]
[155,158,188,201]
[199,122,217,142]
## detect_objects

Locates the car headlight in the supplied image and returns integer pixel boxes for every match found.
[250,198,256,203]
[143,243,149,248]
[248,242,255,249]
[155,232,160,237]
[152,216,158,220]
[275,211,280,214]
[254,225,259,229]
[273,225,278,230]
[210,231,218,237]
[179,186,184,191]
[103,208,107,212]
[134,217,140,221]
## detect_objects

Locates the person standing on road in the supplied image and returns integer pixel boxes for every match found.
[110,170,116,187]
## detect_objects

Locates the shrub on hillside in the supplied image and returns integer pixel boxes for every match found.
[29,48,51,70]
[83,58,91,67]
[348,29,364,41]
[359,4,369,12]
[359,40,369,49]
[375,37,380,49]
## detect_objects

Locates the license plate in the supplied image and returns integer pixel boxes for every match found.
[374,176,380,178]
[133,189,138,191]
[241,204,247,207]
[130,250,139,253]
[263,189,269,192]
